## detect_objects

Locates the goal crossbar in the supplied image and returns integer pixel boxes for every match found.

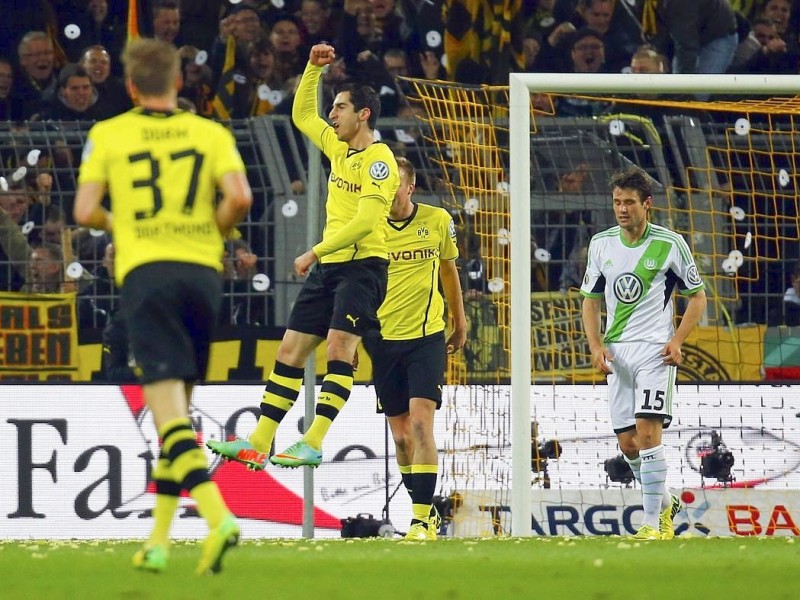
[508,73,800,537]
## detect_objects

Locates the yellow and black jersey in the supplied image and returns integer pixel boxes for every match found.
[292,63,398,264]
[379,202,459,340]
[78,107,246,285]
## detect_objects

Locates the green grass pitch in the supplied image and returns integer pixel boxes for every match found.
[2,536,797,599]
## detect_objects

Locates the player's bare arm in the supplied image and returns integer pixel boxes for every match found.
[216,171,253,236]
[74,181,113,232]
[581,296,613,374]
[439,258,467,353]
[662,288,707,365]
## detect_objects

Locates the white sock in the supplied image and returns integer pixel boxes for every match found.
[639,445,667,529]
[625,452,672,511]
[623,454,641,483]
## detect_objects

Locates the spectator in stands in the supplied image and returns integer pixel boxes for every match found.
[381,47,414,104]
[0,186,32,292]
[85,239,117,319]
[0,182,32,226]
[22,241,66,294]
[101,310,138,382]
[369,0,407,50]
[576,0,642,73]
[758,0,800,64]
[336,0,404,79]
[730,18,797,73]
[36,63,113,121]
[39,204,67,246]
[629,43,668,73]
[522,0,558,44]
[268,13,306,87]
[179,0,228,52]
[0,1,64,66]
[83,0,126,74]
[178,45,215,117]
[643,0,738,80]
[555,29,612,117]
[761,0,794,41]
[79,45,132,117]
[208,4,265,94]
[151,0,183,47]
[417,48,446,81]
[521,32,544,71]
[246,39,286,115]
[530,162,593,291]
[220,238,264,324]
[782,262,800,326]
[16,31,59,119]
[0,57,23,121]
[298,0,337,50]
[97,242,134,382]
[454,212,488,296]
[538,19,577,72]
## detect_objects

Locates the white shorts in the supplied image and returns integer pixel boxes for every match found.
[606,341,676,433]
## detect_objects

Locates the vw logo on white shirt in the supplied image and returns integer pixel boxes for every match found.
[613,272,644,304]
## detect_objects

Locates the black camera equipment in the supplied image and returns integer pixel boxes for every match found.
[531,421,562,488]
[340,418,399,538]
[340,513,385,538]
[603,454,635,484]
[700,430,735,485]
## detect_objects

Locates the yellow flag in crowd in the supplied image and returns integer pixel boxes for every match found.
[127,0,141,42]
[443,0,523,84]
[211,35,237,120]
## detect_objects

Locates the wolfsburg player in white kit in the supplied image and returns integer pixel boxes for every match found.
[580,166,707,540]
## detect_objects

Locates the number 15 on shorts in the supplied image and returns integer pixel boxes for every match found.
[640,389,665,411]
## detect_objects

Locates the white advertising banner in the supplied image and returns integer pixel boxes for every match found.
[1,384,799,539]
[1,384,400,539]
[454,489,800,537]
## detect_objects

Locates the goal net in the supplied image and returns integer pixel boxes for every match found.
[408,74,800,537]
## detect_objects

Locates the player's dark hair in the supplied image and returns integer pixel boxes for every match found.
[609,166,653,203]
[337,83,380,129]
[58,63,91,88]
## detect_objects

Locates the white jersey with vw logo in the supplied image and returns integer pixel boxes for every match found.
[580,222,705,344]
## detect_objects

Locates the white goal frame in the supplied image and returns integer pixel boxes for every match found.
[508,73,800,536]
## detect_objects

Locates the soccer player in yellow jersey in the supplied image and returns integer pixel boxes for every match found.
[207,43,399,469]
[73,39,252,574]
[364,157,467,540]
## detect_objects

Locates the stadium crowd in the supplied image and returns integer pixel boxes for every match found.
[0,0,799,329]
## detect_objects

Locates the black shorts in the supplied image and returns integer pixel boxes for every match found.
[121,262,222,384]
[287,258,388,338]
[363,331,445,417]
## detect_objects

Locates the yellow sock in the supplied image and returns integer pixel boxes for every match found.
[303,360,352,450]
[412,503,431,524]
[149,455,180,548]
[399,464,413,498]
[190,481,228,530]
[160,417,228,530]
[249,415,279,454]
[250,362,304,452]
[150,495,179,547]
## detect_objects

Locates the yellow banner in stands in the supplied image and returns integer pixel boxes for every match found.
[0,292,79,380]
[76,336,375,383]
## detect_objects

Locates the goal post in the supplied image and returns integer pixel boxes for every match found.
[508,73,800,537]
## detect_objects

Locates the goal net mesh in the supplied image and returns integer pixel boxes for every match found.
[407,80,800,536]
